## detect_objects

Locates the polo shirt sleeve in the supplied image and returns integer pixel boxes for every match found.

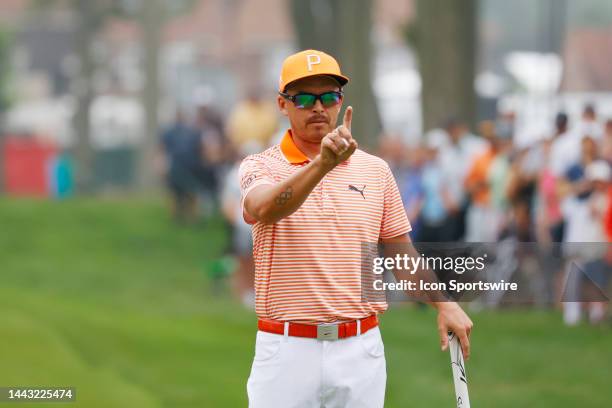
[379,163,412,239]
[239,155,276,224]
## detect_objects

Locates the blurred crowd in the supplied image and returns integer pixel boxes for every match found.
[381,107,612,246]
[158,97,611,323]
[381,105,611,325]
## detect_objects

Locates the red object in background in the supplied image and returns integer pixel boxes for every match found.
[606,186,612,241]
[605,186,612,264]
[2,136,58,197]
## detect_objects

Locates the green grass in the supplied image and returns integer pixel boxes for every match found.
[0,197,611,407]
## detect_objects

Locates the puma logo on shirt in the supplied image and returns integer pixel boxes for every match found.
[348,184,366,199]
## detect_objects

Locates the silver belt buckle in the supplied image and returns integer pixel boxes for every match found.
[317,323,339,340]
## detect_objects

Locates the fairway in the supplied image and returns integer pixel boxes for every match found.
[1,198,610,407]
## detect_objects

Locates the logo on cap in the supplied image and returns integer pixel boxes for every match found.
[306,54,321,72]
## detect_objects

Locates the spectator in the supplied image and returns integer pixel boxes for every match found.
[464,121,511,242]
[378,135,406,175]
[530,113,573,244]
[550,112,581,178]
[378,136,425,237]
[559,137,606,325]
[227,86,278,150]
[601,119,612,164]
[160,111,204,223]
[560,159,610,325]
[561,136,598,196]
[399,145,425,240]
[506,149,538,242]
[417,138,454,242]
[527,136,560,306]
[437,119,487,240]
[574,103,604,141]
[195,103,227,216]
[535,136,564,243]
[582,161,611,324]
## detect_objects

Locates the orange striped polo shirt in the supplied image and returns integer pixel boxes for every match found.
[239,130,411,323]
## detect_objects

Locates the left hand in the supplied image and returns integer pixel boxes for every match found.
[436,302,473,360]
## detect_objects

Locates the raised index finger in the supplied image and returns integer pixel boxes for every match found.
[343,106,353,131]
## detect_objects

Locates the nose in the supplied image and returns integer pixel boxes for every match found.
[311,98,325,113]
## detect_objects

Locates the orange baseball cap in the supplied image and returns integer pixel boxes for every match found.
[279,49,350,92]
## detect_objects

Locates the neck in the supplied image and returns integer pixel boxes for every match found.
[291,129,322,159]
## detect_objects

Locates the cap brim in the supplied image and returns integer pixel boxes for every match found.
[283,73,349,91]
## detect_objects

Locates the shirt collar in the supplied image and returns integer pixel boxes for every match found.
[279,129,351,165]
[280,129,311,164]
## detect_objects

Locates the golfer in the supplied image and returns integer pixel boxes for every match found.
[240,49,473,407]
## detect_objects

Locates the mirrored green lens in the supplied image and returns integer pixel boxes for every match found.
[294,94,316,108]
[320,92,341,107]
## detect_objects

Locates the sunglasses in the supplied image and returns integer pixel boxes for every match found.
[279,91,343,109]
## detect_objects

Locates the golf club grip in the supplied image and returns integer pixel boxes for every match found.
[449,332,471,407]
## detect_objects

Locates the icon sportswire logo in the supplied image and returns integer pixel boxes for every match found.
[348,184,366,199]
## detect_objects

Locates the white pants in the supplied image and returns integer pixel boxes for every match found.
[247,326,387,408]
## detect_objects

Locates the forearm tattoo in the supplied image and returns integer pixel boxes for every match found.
[274,186,293,206]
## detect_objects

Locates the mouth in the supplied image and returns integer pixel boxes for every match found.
[307,117,328,125]
[308,121,328,127]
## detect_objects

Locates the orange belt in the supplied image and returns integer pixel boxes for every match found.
[258,315,379,340]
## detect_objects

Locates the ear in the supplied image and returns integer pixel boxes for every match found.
[277,95,289,117]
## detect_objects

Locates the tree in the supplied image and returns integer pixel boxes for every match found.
[70,0,165,191]
[114,0,194,190]
[71,0,107,192]
[409,0,478,131]
[138,0,164,190]
[289,0,382,150]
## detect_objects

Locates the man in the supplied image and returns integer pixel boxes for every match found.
[574,103,603,141]
[240,50,473,407]
[436,118,487,241]
[417,137,453,242]
[464,120,513,242]
[160,111,203,223]
[550,112,581,178]
[227,86,279,150]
